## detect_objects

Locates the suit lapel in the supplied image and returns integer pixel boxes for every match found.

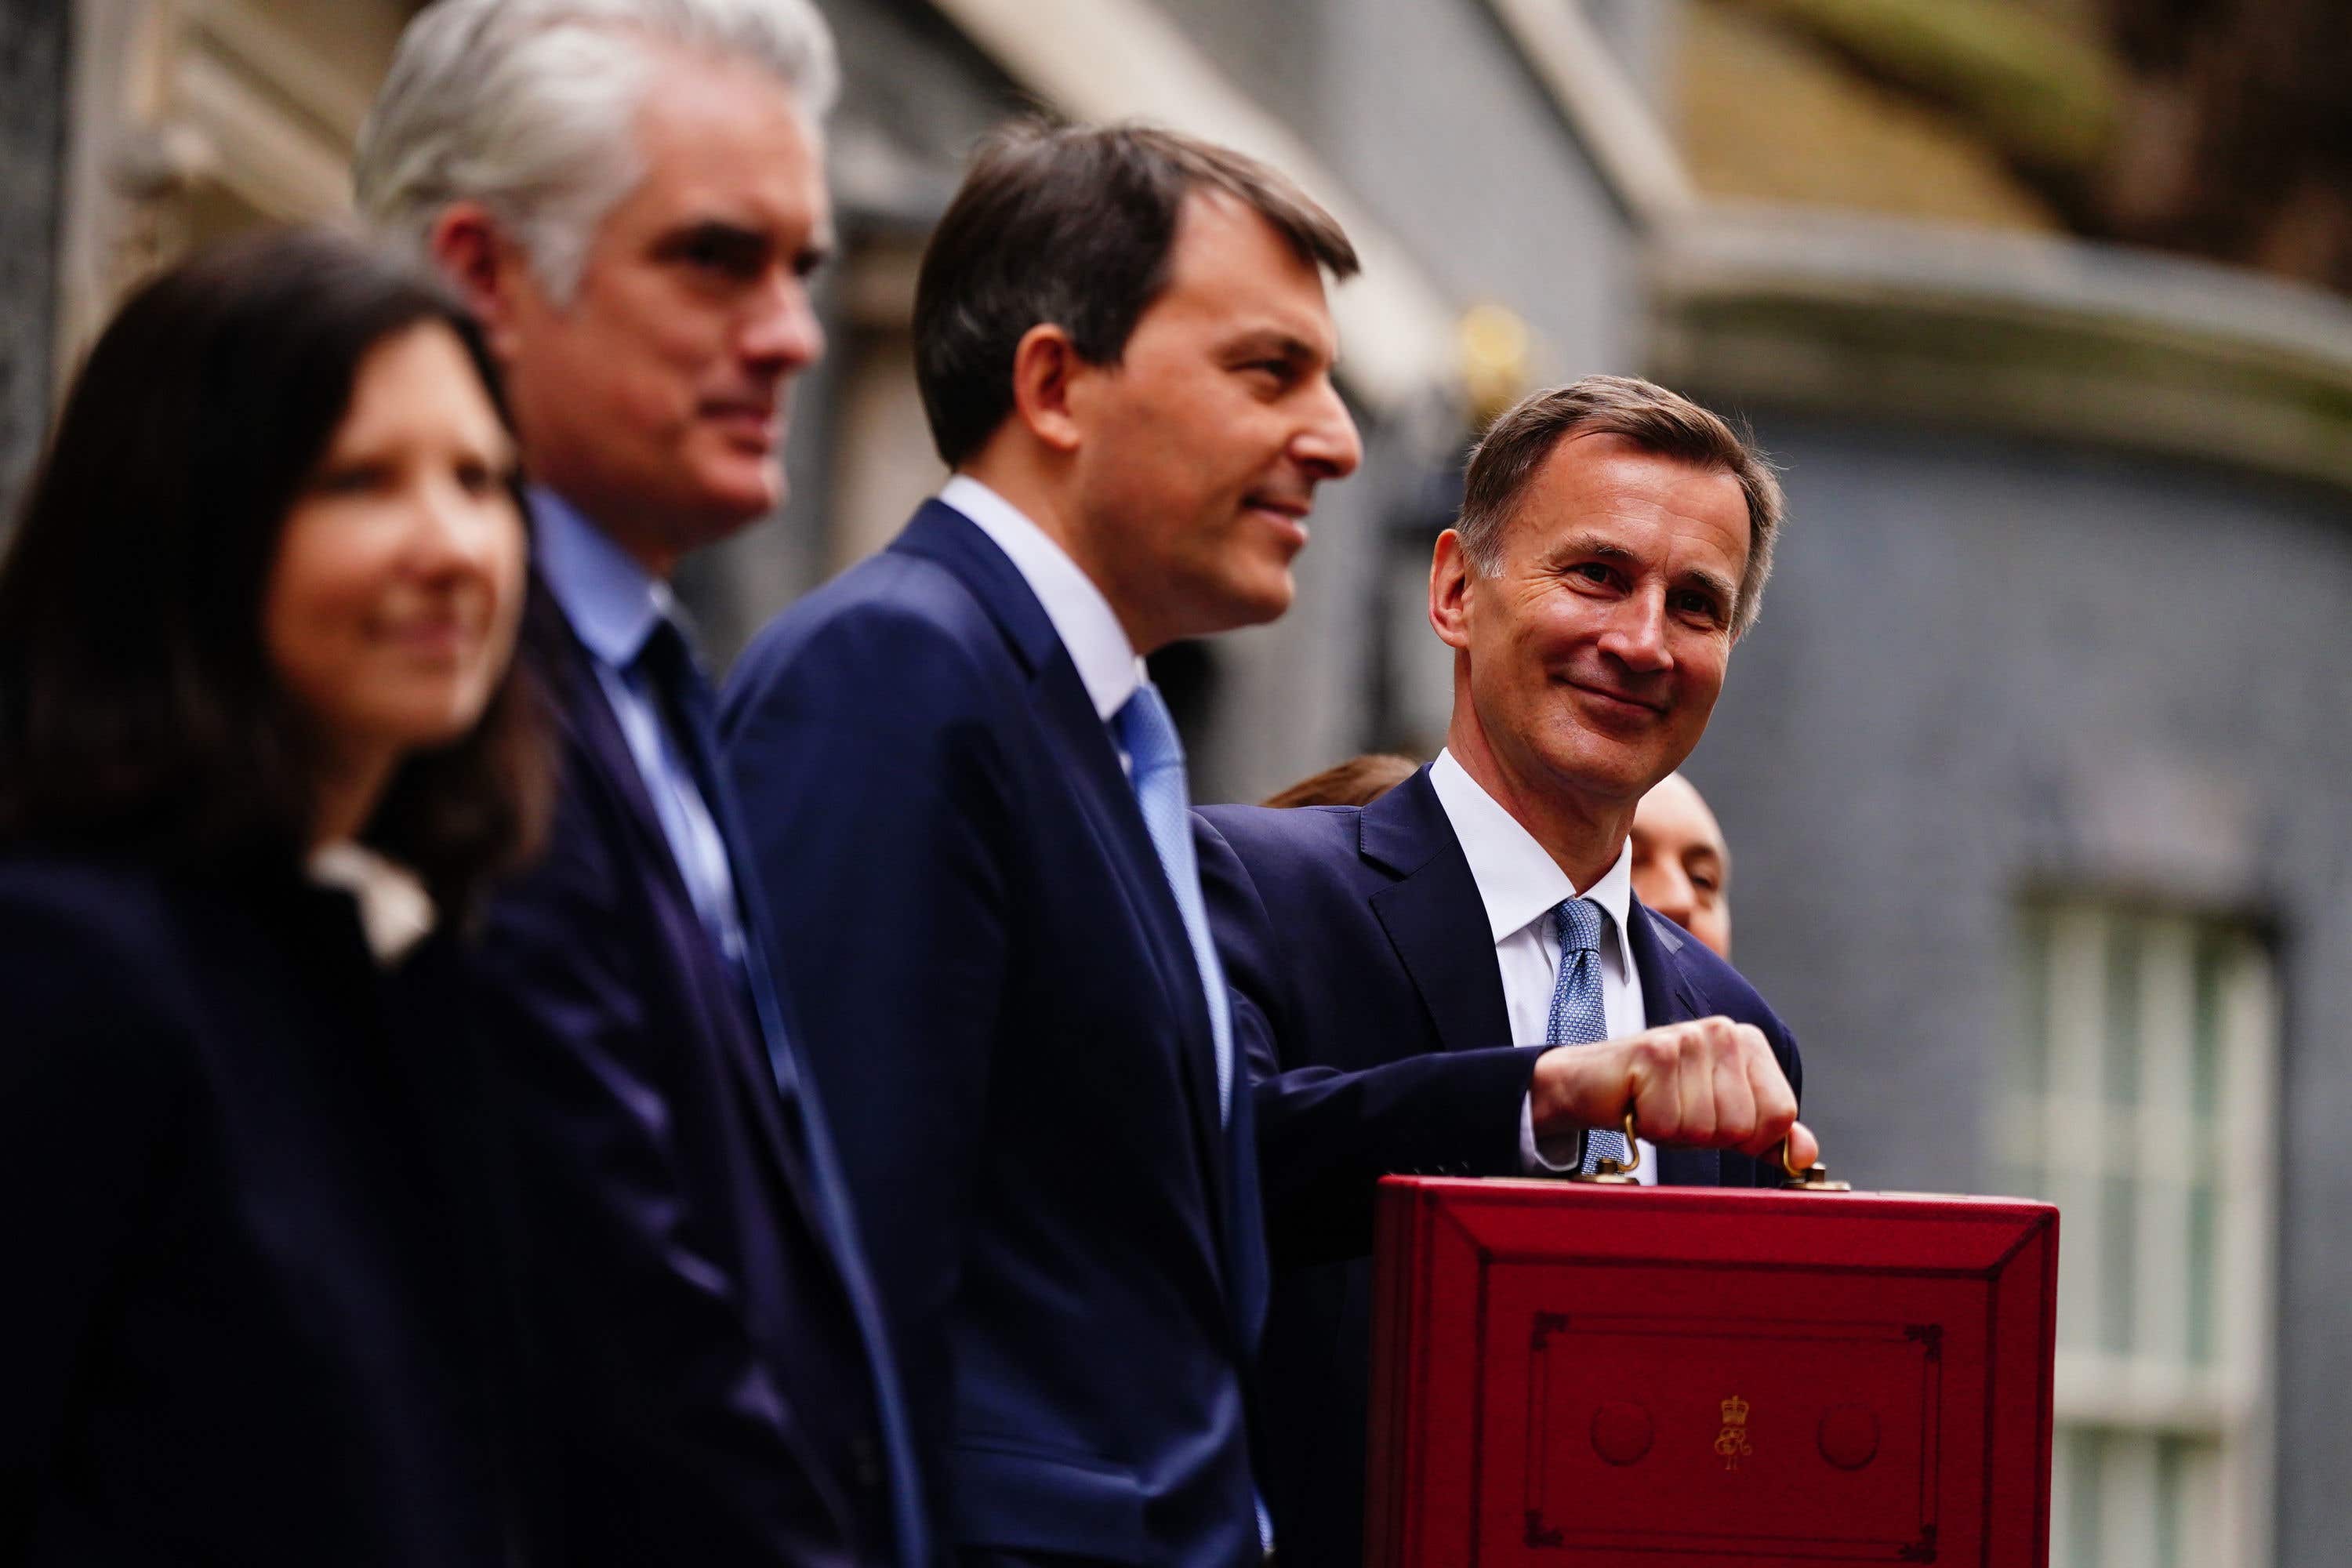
[1362,770,1513,1055]
[891,506,1234,1247]
[524,585,694,913]
[1628,895,1723,1188]
[525,583,819,1210]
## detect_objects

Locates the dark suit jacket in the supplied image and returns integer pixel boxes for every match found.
[0,855,528,1566]
[467,587,918,1566]
[1195,769,1802,1568]
[720,501,1265,1566]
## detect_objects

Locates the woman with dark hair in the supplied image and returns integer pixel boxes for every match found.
[0,227,549,1566]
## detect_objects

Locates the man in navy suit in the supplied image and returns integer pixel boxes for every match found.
[1196,376,1817,1567]
[355,3,923,1563]
[720,124,1363,1566]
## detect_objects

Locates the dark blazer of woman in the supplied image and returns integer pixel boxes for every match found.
[0,231,549,1564]
[0,856,531,1566]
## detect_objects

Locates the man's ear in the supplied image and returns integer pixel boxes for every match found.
[1007,323,1086,454]
[427,202,532,361]
[1429,528,1476,652]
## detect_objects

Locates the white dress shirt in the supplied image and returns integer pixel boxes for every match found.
[1426,750,1657,1181]
[940,475,1143,725]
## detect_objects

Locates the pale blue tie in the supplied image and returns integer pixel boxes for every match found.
[1113,681,1233,1122]
[1548,896,1630,1173]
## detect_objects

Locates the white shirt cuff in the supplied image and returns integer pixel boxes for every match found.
[1519,1093,1587,1174]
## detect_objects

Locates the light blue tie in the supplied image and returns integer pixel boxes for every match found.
[1548,896,1630,1173]
[1113,681,1234,1122]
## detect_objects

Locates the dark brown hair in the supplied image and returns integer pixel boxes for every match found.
[1457,376,1786,638]
[1261,753,1421,809]
[0,226,550,921]
[913,119,1359,467]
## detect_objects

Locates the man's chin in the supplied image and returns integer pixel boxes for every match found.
[1536,732,1672,804]
[1216,573,1297,634]
[684,465,786,538]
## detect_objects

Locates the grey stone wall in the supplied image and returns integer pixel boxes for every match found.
[1156,0,1329,141]
[0,0,67,532]
[1314,0,1639,380]
[1688,415,2352,1565]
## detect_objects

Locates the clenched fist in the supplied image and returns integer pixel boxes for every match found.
[1528,1015,1815,1167]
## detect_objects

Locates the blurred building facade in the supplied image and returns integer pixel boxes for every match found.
[2,3,2348,1565]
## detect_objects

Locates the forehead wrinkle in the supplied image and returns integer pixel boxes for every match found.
[625,66,825,224]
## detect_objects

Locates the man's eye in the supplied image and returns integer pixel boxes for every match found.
[674,234,764,279]
[453,459,504,497]
[1671,590,1722,620]
[689,245,751,276]
[1570,563,1614,586]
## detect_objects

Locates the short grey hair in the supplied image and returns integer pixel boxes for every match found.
[1456,375,1786,639]
[354,0,838,303]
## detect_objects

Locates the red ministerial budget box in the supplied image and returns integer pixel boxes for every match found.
[1367,1178,2057,1568]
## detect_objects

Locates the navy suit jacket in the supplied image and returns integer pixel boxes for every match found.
[1195,768,1802,1568]
[720,501,1265,1566]
[467,586,920,1566]
[0,856,530,1566]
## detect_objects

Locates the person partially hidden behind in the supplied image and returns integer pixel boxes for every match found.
[1629,771,1732,960]
[1268,757,1734,967]
[1259,752,1420,809]
[1196,375,1813,1567]
[0,230,546,1566]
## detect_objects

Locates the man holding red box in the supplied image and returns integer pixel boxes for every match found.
[1197,374,1816,1566]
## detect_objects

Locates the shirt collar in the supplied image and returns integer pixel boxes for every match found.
[307,841,436,967]
[1427,748,1637,971]
[531,486,674,672]
[939,474,1143,723]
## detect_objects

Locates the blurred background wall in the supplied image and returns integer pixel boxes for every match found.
[2,4,2347,1565]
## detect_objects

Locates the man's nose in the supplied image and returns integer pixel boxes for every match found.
[739,274,826,375]
[1599,587,1673,673]
[1293,380,1363,482]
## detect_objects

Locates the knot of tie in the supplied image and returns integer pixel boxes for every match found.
[633,615,700,692]
[1115,681,1185,779]
[1556,896,1606,957]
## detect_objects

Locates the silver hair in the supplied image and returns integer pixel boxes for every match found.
[354,0,838,303]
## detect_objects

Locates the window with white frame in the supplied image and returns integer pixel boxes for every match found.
[2003,898,2277,1568]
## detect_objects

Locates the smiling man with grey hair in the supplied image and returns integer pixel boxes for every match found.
[357,5,925,1565]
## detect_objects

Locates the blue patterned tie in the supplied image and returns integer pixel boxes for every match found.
[1113,681,1233,1122]
[1548,896,1629,1173]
